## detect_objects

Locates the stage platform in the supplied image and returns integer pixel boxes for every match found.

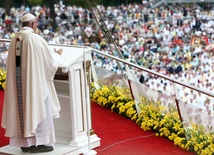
[0,142,99,155]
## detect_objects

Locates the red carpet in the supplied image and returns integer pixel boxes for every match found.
[0,90,196,154]
[91,102,196,155]
[0,90,9,147]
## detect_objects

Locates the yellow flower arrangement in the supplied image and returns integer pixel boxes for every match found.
[90,83,137,120]
[0,68,6,90]
[137,96,214,154]
[90,83,214,155]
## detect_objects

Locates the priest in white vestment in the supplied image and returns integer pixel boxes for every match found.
[1,13,62,153]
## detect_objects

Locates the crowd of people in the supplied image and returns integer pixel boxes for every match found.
[0,1,214,115]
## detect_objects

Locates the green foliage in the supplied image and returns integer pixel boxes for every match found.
[0,0,5,7]
[1,0,143,9]
[27,0,43,6]
[101,0,142,6]
[65,0,101,9]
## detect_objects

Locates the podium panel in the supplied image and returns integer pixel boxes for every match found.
[52,45,100,151]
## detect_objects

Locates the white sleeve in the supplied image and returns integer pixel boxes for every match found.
[52,52,63,65]
[48,47,63,66]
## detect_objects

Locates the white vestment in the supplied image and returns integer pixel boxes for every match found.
[1,27,61,147]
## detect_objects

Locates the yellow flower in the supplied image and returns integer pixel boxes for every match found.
[177,128,185,135]
[209,143,214,151]
[179,144,185,149]
[161,127,170,137]
[204,147,211,154]
[169,133,177,141]
[2,82,5,89]
[0,68,6,90]
[160,132,164,137]
[125,102,132,109]
[119,106,125,114]
[153,123,160,130]
[108,95,115,102]
[198,143,204,149]
[141,122,147,129]
[151,112,156,119]
[147,120,154,127]
[173,123,181,131]
[131,114,138,121]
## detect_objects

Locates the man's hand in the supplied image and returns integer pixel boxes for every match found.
[54,48,63,55]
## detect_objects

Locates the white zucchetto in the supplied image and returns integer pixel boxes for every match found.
[21,13,36,22]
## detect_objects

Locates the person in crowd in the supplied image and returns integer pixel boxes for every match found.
[1,13,63,153]
[1,2,214,114]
